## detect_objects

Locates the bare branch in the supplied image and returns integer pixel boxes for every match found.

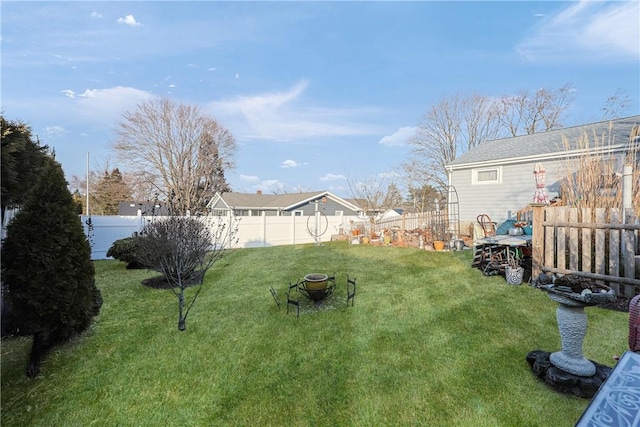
[113,98,236,215]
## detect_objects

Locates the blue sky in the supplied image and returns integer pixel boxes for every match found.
[2,1,639,198]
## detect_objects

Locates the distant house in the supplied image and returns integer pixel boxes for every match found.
[375,206,420,221]
[118,201,171,216]
[446,115,640,225]
[207,190,362,217]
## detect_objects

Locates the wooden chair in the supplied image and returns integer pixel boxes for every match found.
[476,214,496,238]
[346,275,356,307]
[286,282,300,317]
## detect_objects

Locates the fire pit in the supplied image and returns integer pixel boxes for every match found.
[298,273,335,302]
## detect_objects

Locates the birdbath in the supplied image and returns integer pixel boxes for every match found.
[540,276,615,376]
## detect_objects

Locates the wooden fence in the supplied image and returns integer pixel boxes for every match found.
[374,210,452,240]
[530,204,640,297]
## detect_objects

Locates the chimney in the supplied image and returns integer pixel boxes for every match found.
[256,190,262,195]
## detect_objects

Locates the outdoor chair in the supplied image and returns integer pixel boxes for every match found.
[346,275,356,306]
[269,286,281,309]
[476,214,496,238]
[286,282,300,317]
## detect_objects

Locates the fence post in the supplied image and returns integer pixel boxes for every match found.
[531,203,546,280]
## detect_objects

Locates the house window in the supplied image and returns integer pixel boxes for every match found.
[293,210,303,217]
[334,210,344,217]
[472,167,502,184]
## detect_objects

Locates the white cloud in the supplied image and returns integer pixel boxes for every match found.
[257,179,285,194]
[281,159,300,168]
[117,15,141,27]
[61,89,75,98]
[518,1,640,61]
[379,126,417,147]
[72,86,155,122]
[378,171,401,180]
[91,11,103,18]
[44,125,67,138]
[319,173,346,181]
[207,80,383,142]
[240,175,260,183]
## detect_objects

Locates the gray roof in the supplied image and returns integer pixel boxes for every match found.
[448,115,640,168]
[215,191,360,211]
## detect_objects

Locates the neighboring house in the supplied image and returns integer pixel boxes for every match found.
[447,115,640,226]
[207,190,362,217]
[118,201,171,216]
[375,206,420,221]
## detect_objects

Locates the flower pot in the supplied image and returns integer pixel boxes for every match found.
[383,236,392,245]
[505,266,524,285]
[361,236,370,244]
[433,240,445,251]
[302,273,331,302]
[304,273,328,290]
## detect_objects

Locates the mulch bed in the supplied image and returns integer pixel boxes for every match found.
[142,273,204,290]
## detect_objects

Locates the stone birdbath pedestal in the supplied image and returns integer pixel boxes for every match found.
[527,275,616,398]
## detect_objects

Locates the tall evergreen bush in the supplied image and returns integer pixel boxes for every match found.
[1,159,102,377]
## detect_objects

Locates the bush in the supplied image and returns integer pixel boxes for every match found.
[1,158,102,377]
[106,235,144,269]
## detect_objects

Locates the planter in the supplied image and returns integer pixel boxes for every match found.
[433,240,445,251]
[540,281,615,377]
[383,236,392,245]
[505,266,524,285]
[361,236,370,244]
[301,273,332,302]
[304,273,328,290]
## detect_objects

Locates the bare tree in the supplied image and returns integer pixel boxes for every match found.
[137,214,239,331]
[410,94,502,188]
[409,85,575,188]
[346,174,389,228]
[495,83,575,136]
[398,159,439,213]
[601,88,631,120]
[113,98,236,215]
[72,168,159,214]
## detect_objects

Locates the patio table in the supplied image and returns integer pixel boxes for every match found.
[473,234,532,274]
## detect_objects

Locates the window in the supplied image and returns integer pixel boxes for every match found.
[472,167,502,184]
[293,210,303,217]
[334,210,343,217]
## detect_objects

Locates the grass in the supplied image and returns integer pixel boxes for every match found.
[1,242,628,426]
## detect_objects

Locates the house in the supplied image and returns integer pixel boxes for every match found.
[207,190,362,217]
[446,115,640,226]
[118,201,171,216]
[375,205,420,221]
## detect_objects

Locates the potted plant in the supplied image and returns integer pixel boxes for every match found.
[505,255,524,285]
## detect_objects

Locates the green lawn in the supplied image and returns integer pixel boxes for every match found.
[1,242,628,426]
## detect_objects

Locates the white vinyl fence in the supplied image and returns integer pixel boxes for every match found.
[82,213,360,260]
